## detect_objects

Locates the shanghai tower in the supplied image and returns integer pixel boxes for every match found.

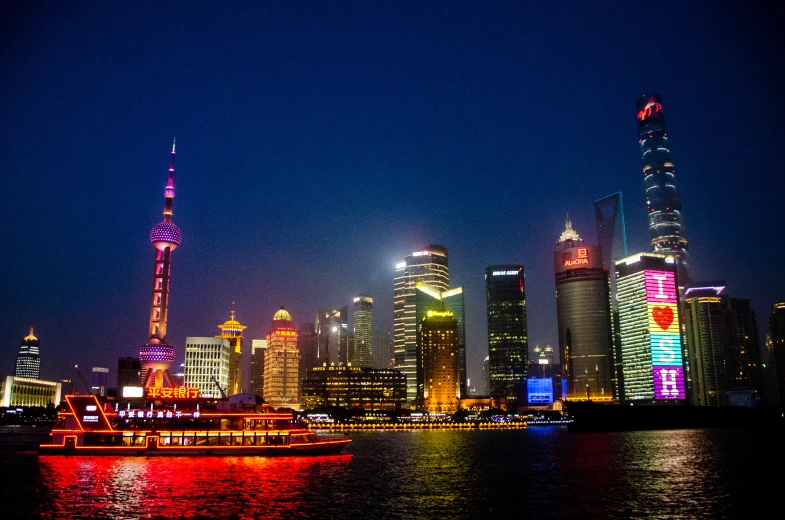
[637,94,690,285]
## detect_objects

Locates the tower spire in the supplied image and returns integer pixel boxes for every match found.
[140,139,183,388]
[163,134,176,221]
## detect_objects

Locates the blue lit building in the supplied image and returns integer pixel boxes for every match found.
[637,94,690,285]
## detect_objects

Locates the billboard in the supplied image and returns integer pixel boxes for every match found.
[645,269,686,400]
[554,245,603,274]
[527,378,554,405]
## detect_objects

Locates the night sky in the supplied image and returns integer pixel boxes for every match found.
[2,2,783,389]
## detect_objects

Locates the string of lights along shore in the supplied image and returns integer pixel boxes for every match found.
[4,94,785,412]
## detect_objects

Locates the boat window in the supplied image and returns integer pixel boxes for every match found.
[243,434,254,446]
[182,435,193,446]
[160,435,170,446]
[195,434,207,446]
[134,435,146,446]
[219,434,231,446]
[232,434,243,445]
[208,433,219,446]
[170,434,182,446]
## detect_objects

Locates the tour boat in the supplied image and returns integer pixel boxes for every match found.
[39,394,351,456]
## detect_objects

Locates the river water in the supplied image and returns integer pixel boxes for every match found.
[0,425,781,519]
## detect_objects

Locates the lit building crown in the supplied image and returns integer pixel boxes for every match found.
[273,306,293,322]
[218,310,247,336]
[558,218,582,243]
[24,326,37,341]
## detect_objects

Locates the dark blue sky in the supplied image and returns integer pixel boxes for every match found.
[2,2,783,389]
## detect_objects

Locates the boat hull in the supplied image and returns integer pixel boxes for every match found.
[38,438,351,456]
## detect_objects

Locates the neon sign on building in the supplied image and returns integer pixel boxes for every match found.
[563,247,590,267]
[145,387,200,399]
[637,100,663,121]
[644,270,685,400]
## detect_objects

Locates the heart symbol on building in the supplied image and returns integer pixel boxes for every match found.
[652,306,674,330]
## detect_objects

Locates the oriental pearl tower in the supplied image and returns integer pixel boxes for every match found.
[140,137,182,387]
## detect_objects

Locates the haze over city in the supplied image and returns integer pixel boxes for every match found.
[2,2,782,389]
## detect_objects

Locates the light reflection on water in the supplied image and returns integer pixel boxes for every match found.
[0,427,780,519]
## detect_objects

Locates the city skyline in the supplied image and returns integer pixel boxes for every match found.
[2,3,783,391]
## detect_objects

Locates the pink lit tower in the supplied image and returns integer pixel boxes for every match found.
[140,137,182,387]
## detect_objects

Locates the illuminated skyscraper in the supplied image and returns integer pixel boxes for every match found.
[616,252,687,402]
[768,302,785,404]
[352,296,374,368]
[217,310,247,395]
[595,192,628,396]
[264,307,300,409]
[421,310,460,415]
[316,307,348,365]
[637,94,690,285]
[554,220,614,400]
[415,283,466,405]
[485,265,528,406]
[683,285,762,406]
[684,282,763,406]
[683,285,730,406]
[595,193,628,305]
[184,337,230,398]
[250,339,267,397]
[140,137,181,388]
[394,245,449,404]
[14,327,40,380]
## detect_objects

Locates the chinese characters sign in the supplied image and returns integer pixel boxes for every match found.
[145,387,200,399]
[645,270,685,400]
[119,409,200,419]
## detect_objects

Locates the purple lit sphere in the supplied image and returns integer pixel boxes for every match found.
[150,221,182,250]
[139,343,176,363]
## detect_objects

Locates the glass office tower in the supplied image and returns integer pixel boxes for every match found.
[554,220,614,400]
[595,192,628,398]
[485,265,528,406]
[637,94,690,285]
[394,246,449,404]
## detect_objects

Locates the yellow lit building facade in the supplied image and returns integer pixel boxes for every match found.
[217,310,247,396]
[421,310,460,414]
[264,307,300,410]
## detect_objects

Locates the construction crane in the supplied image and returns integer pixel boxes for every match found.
[210,374,228,399]
[73,365,91,394]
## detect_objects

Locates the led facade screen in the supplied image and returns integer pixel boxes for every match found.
[527,378,553,404]
[644,270,685,400]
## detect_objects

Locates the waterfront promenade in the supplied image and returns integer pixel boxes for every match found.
[307,419,571,431]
